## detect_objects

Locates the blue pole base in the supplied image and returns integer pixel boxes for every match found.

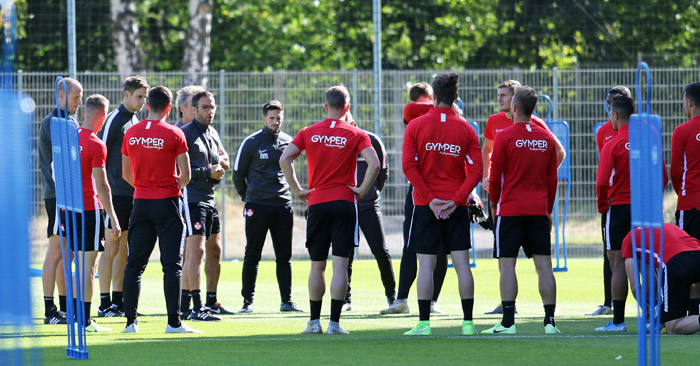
[552,267,568,273]
[67,348,89,360]
[470,262,476,268]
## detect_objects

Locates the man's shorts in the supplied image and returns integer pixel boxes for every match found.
[44,198,62,238]
[494,215,551,258]
[604,204,631,251]
[59,209,106,252]
[407,205,471,255]
[183,203,220,239]
[661,250,700,323]
[105,195,133,231]
[306,200,357,261]
[676,208,700,241]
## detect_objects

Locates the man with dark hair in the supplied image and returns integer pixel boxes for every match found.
[233,100,302,314]
[383,82,448,315]
[280,85,379,335]
[402,73,482,336]
[671,82,700,316]
[587,85,632,317]
[623,224,700,335]
[175,87,231,318]
[121,85,199,334]
[595,95,668,332]
[179,91,229,321]
[66,94,121,332]
[483,86,559,335]
[39,77,82,325]
[96,75,149,318]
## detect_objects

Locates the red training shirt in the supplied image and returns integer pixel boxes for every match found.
[484,111,551,142]
[291,118,372,205]
[402,107,482,206]
[121,119,189,199]
[671,115,700,210]
[622,223,700,267]
[78,128,107,211]
[488,122,557,216]
[403,101,433,125]
[596,120,617,155]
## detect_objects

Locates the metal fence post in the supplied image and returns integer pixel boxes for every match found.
[219,69,226,259]
[352,69,359,125]
[552,67,559,121]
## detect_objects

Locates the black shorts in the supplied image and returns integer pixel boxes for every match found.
[407,205,471,255]
[676,209,700,241]
[661,251,700,323]
[44,198,61,238]
[106,195,133,231]
[306,200,358,261]
[494,216,551,258]
[59,209,105,252]
[604,204,631,251]
[183,203,220,239]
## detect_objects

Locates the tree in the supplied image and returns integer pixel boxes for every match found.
[111,0,145,76]
[182,0,212,86]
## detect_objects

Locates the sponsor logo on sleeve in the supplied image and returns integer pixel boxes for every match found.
[129,136,165,150]
[425,142,461,157]
[515,139,548,152]
[311,135,347,148]
[625,142,630,150]
[696,133,700,141]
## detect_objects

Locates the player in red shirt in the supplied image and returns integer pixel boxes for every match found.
[382,81,450,316]
[402,73,482,336]
[596,96,669,332]
[622,224,700,335]
[121,86,197,334]
[671,81,700,316]
[61,95,121,332]
[279,85,379,335]
[588,85,632,317]
[483,86,559,335]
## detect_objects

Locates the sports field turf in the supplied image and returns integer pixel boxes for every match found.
[4,258,697,365]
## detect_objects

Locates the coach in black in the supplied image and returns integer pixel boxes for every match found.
[233,100,302,313]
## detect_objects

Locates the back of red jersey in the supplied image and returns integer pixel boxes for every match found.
[121,119,188,199]
[671,116,700,210]
[78,128,107,210]
[488,123,557,216]
[622,223,700,266]
[484,112,551,141]
[291,119,372,205]
[403,101,433,125]
[402,107,482,206]
[596,121,617,155]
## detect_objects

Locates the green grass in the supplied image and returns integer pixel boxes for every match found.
[4,258,697,365]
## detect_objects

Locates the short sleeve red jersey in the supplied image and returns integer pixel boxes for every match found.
[671,116,700,210]
[622,223,700,267]
[402,107,483,206]
[121,119,189,199]
[596,124,668,213]
[78,128,107,210]
[488,123,557,216]
[403,102,433,125]
[291,119,372,205]
[484,112,551,141]
[596,121,617,155]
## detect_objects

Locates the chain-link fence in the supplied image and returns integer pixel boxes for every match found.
[24,67,700,262]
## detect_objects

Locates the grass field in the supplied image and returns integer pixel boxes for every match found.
[3,258,697,365]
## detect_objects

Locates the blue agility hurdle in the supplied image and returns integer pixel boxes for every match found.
[538,94,570,272]
[51,77,89,360]
[628,62,664,366]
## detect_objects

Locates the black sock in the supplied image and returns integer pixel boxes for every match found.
[112,291,123,308]
[191,290,202,310]
[167,314,181,328]
[612,300,625,325]
[330,299,344,323]
[309,300,322,321]
[544,304,556,326]
[44,297,55,316]
[206,292,217,307]
[100,293,111,309]
[689,299,700,316]
[126,317,137,326]
[461,299,474,321]
[84,302,91,324]
[418,299,431,321]
[501,301,516,328]
[181,290,191,311]
[59,295,67,312]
